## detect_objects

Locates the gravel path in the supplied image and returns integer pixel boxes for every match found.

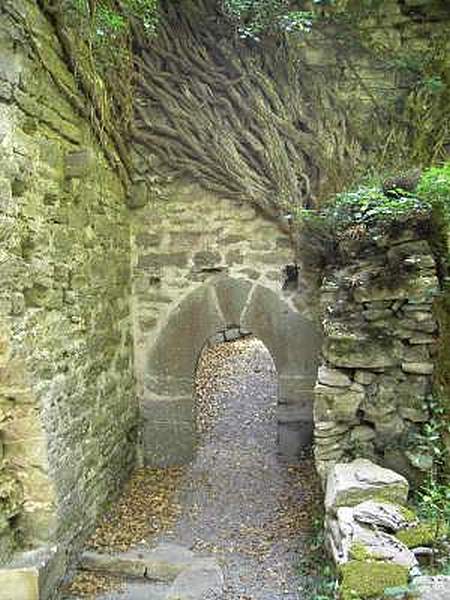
[156,337,320,600]
[63,336,321,600]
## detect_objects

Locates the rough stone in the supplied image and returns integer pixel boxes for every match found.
[324,334,402,369]
[325,459,409,512]
[354,370,376,385]
[353,500,414,531]
[213,276,252,326]
[328,507,417,569]
[401,362,434,375]
[314,384,364,423]
[353,275,439,304]
[193,251,222,269]
[363,308,393,321]
[315,421,350,438]
[413,575,450,600]
[350,425,376,444]
[318,366,352,387]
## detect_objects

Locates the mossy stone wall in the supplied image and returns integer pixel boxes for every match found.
[309,216,440,483]
[0,0,137,566]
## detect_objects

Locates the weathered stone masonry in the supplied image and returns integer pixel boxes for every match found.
[130,182,322,466]
[0,0,136,569]
[312,223,440,483]
[0,1,448,596]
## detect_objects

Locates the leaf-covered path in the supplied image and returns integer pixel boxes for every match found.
[64,337,321,599]
[158,337,321,599]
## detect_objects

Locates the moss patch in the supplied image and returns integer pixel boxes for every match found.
[395,522,446,548]
[349,542,373,561]
[340,561,409,599]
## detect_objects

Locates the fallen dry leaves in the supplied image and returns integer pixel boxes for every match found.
[61,572,124,599]
[87,466,185,552]
[195,337,253,433]
[62,466,184,598]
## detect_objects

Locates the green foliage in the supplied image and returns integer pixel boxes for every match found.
[296,514,338,599]
[294,184,433,273]
[326,188,430,229]
[296,185,431,244]
[416,456,450,526]
[221,0,316,39]
[409,392,450,571]
[417,162,450,242]
[415,395,450,473]
[70,0,159,37]
[414,477,450,570]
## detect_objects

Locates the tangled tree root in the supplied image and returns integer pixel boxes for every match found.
[132,0,359,215]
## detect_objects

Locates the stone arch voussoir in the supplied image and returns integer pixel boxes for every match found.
[142,277,321,466]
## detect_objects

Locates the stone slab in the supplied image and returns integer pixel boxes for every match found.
[166,559,224,600]
[0,568,39,600]
[142,399,195,467]
[0,545,62,600]
[325,459,409,513]
[81,544,200,583]
[213,276,252,326]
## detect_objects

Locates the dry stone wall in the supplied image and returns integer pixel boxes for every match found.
[130,182,321,466]
[324,459,450,600]
[313,223,440,482]
[0,0,136,568]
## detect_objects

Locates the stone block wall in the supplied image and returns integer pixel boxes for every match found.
[130,182,321,466]
[313,228,439,482]
[131,181,296,386]
[0,0,136,567]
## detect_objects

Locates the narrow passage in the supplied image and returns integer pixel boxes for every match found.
[64,337,321,599]
[158,336,321,599]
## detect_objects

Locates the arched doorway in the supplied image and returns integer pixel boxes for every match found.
[141,276,321,466]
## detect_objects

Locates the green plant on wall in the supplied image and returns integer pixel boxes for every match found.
[32,0,161,188]
[408,163,450,573]
[221,0,316,39]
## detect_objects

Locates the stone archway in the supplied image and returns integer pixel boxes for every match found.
[142,276,321,466]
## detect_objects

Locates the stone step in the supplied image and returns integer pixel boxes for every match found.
[66,543,224,600]
[79,543,199,582]
[62,580,169,600]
